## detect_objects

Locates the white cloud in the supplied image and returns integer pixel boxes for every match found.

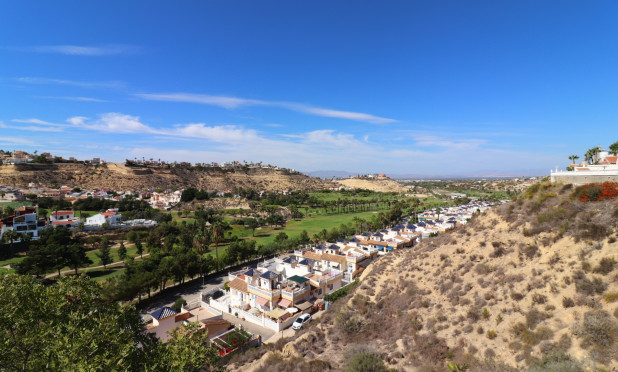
[22,44,141,56]
[136,93,264,109]
[286,104,396,124]
[12,118,67,127]
[173,123,260,143]
[301,130,364,148]
[69,113,154,134]
[16,77,125,89]
[135,92,396,124]
[0,136,37,146]
[35,96,107,102]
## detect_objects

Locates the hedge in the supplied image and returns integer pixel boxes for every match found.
[324,279,358,302]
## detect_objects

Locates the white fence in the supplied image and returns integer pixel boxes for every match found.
[209,296,299,332]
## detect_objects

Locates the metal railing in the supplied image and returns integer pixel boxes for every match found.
[248,284,281,298]
[281,286,309,299]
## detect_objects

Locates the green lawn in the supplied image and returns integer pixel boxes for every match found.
[0,201,33,209]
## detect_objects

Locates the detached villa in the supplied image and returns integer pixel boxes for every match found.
[85,209,122,226]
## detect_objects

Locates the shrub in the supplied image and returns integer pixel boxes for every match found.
[337,311,363,334]
[532,293,548,305]
[529,352,583,372]
[594,257,616,275]
[511,292,525,301]
[325,280,358,302]
[487,330,497,339]
[482,308,490,319]
[562,297,575,308]
[577,310,618,348]
[604,292,618,303]
[522,245,539,259]
[573,271,607,295]
[575,182,618,202]
[526,308,548,330]
[345,353,388,372]
[170,298,187,313]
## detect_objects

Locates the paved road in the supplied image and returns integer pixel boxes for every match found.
[140,272,228,314]
[264,309,325,344]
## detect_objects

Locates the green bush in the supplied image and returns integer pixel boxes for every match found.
[324,280,358,302]
[171,298,187,313]
[346,353,388,372]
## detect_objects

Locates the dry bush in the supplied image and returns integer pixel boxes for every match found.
[572,270,607,296]
[511,292,525,301]
[526,308,548,330]
[575,310,618,364]
[562,297,575,308]
[532,293,548,305]
[594,257,616,275]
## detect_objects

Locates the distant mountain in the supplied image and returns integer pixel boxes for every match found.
[388,168,547,180]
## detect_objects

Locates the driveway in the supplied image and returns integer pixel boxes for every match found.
[141,272,228,314]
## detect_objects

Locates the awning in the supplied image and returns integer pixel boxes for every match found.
[296,301,313,311]
[267,307,288,319]
[278,298,292,308]
[255,297,269,307]
[288,275,309,284]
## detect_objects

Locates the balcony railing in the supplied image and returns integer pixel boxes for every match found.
[248,284,281,299]
[281,286,309,299]
[311,271,343,286]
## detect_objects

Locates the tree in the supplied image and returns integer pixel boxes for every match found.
[97,241,113,269]
[65,243,93,275]
[568,154,580,164]
[118,241,127,262]
[135,239,144,258]
[246,218,259,237]
[193,230,211,285]
[2,229,18,250]
[212,222,225,271]
[0,275,222,371]
[585,147,600,164]
[610,141,618,156]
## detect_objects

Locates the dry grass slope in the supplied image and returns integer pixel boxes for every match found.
[0,163,334,191]
[229,182,618,371]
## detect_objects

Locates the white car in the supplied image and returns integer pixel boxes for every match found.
[292,313,312,330]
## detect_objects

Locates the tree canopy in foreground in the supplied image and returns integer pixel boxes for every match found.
[0,274,221,371]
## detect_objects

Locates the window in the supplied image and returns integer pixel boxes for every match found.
[328,284,333,290]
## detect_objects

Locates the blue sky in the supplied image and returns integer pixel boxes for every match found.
[1,1,617,176]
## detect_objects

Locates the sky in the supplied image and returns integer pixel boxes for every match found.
[1,1,618,176]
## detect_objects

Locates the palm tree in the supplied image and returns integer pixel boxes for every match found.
[568,154,579,164]
[3,229,18,250]
[193,230,212,285]
[212,223,225,271]
[585,147,600,164]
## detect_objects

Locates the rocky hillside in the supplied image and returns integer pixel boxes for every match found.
[230,182,618,371]
[0,163,334,192]
[336,177,407,193]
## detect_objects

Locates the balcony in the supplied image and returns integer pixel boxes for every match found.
[281,286,309,300]
[248,284,281,299]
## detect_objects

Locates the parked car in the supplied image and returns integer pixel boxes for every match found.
[292,313,312,330]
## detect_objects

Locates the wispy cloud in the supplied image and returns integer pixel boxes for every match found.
[12,118,67,127]
[0,136,37,146]
[13,44,142,56]
[67,113,260,143]
[35,96,108,102]
[16,77,126,89]
[135,92,396,124]
[1,122,64,132]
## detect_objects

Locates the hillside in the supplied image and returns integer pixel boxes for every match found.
[230,182,618,371]
[336,178,407,193]
[0,163,334,192]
